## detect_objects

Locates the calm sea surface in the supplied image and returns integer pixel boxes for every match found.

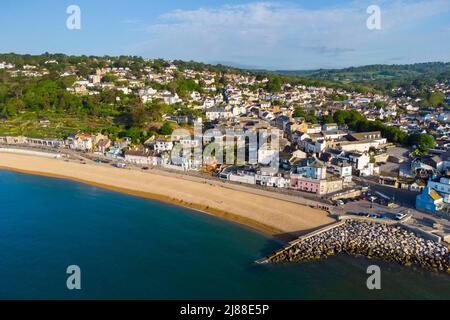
[0,170,448,299]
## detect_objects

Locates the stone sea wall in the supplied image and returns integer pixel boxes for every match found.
[265,220,450,272]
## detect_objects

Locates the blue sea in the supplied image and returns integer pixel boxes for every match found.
[0,170,449,299]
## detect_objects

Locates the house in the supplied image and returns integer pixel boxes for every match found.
[144,138,174,153]
[95,139,111,154]
[88,74,101,84]
[0,136,27,145]
[410,179,426,192]
[256,168,290,188]
[106,146,123,159]
[299,138,327,154]
[206,108,233,121]
[93,133,111,153]
[426,176,450,203]
[289,120,308,135]
[359,162,380,177]
[124,149,161,166]
[306,124,322,134]
[229,169,256,185]
[275,115,291,131]
[347,152,370,171]
[290,174,344,195]
[290,157,345,195]
[67,133,93,151]
[330,131,387,153]
[114,137,132,150]
[232,105,247,117]
[329,158,353,183]
[423,152,450,173]
[416,187,444,213]
[161,92,182,105]
[322,123,338,132]
[0,61,14,69]
[26,137,65,148]
[289,150,307,163]
[293,157,327,180]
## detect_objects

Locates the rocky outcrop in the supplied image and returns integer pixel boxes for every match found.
[266,220,450,272]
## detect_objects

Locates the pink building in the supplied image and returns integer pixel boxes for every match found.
[290,176,321,194]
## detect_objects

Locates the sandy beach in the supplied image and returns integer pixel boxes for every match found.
[0,152,334,238]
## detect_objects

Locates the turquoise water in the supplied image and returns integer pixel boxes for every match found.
[0,170,449,299]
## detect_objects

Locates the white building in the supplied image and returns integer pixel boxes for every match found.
[427,176,450,204]
[206,108,233,121]
[124,149,161,166]
[67,134,93,151]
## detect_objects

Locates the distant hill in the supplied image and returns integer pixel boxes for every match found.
[276,62,450,91]
[277,62,450,81]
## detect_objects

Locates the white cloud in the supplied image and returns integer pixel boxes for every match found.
[130,0,450,69]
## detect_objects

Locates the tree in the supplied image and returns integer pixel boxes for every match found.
[129,104,149,128]
[322,114,334,124]
[266,77,282,93]
[333,110,347,125]
[124,127,141,143]
[407,133,435,152]
[102,73,118,83]
[428,92,445,107]
[159,122,173,135]
[292,107,306,118]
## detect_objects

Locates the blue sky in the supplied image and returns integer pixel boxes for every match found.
[0,0,449,69]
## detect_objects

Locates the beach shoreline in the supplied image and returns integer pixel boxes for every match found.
[0,153,335,240]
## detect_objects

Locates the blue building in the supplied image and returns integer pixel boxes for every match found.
[416,186,444,214]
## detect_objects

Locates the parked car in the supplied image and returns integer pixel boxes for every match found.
[335,200,344,206]
[369,213,379,219]
[394,213,407,220]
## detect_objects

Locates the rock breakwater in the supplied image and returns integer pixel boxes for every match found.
[265,220,450,272]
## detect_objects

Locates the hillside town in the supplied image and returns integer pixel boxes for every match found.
[1,56,450,242]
